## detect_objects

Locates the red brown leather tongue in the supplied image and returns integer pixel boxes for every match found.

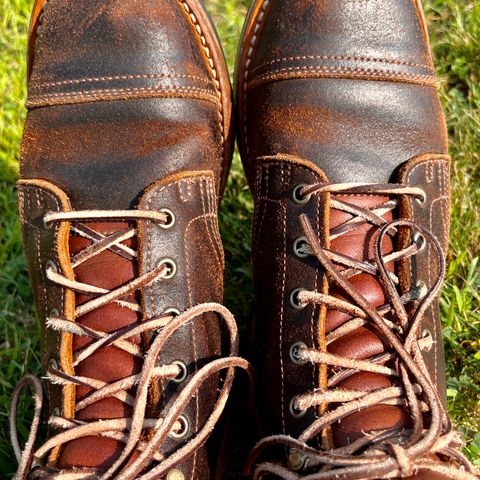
[325,195,411,448]
[58,222,141,469]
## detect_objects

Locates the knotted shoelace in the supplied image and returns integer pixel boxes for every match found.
[247,183,479,480]
[11,209,249,480]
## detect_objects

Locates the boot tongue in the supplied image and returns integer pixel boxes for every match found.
[325,194,411,447]
[57,222,141,469]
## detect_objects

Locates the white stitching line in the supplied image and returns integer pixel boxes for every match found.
[144,183,161,317]
[183,213,223,295]
[312,167,321,442]
[182,218,197,480]
[183,207,199,478]
[199,179,223,269]
[32,189,49,380]
[205,177,225,268]
[30,73,212,89]
[442,161,451,248]
[287,161,318,433]
[253,163,287,433]
[431,162,449,387]
[23,185,63,413]
[243,0,271,158]
[250,54,435,75]
[212,203,224,268]
[406,158,449,390]
[178,181,187,204]
[406,158,450,249]
[278,166,287,435]
[28,86,219,106]
[18,189,25,224]
[184,209,224,476]
[176,0,226,185]
[429,193,448,387]
[253,164,268,255]
[247,65,437,90]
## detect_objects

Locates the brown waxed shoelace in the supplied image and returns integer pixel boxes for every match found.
[246,182,479,480]
[10,209,250,480]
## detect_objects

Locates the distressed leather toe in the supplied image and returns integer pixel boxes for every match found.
[236,1,478,479]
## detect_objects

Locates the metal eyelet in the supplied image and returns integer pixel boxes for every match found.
[288,449,306,470]
[160,209,176,229]
[43,214,54,230]
[166,469,185,480]
[36,1,49,34]
[421,328,432,339]
[48,308,60,319]
[289,288,307,310]
[289,396,306,418]
[413,232,426,253]
[45,260,58,274]
[31,460,42,470]
[164,308,180,317]
[415,190,427,206]
[415,280,428,300]
[48,358,59,371]
[289,342,308,365]
[293,237,310,258]
[291,184,311,205]
[158,258,177,279]
[171,360,188,384]
[170,415,189,439]
[419,328,433,352]
[51,407,60,417]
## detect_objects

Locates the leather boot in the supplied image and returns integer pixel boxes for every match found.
[10,1,248,478]
[235,0,479,478]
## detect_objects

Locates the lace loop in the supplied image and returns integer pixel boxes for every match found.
[10,376,44,477]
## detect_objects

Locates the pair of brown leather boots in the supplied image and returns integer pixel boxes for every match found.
[10,1,478,479]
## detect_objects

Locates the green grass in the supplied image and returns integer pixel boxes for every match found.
[427,0,480,462]
[0,0,479,476]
